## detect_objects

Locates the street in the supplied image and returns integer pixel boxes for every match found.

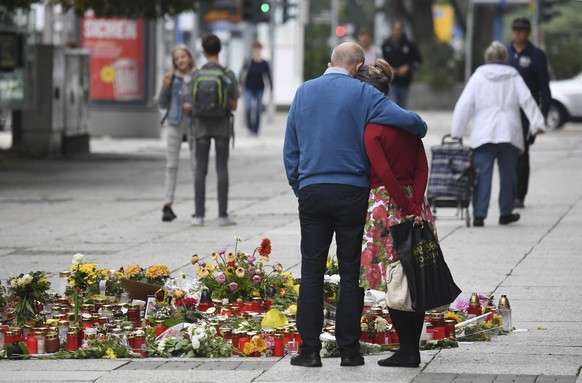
[0,110,581,383]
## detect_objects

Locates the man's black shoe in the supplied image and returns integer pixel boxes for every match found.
[377,354,419,368]
[290,352,322,367]
[499,213,520,225]
[514,199,525,208]
[473,216,484,227]
[340,353,365,366]
[162,205,177,222]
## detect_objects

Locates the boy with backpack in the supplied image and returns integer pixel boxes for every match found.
[191,34,240,227]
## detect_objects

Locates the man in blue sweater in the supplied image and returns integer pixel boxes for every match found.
[283,42,427,368]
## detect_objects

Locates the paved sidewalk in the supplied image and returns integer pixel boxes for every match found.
[0,110,581,382]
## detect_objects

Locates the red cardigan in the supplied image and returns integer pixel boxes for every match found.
[364,123,428,216]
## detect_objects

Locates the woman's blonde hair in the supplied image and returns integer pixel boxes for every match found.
[170,44,195,72]
[355,58,394,96]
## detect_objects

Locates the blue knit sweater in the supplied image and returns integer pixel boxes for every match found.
[283,68,427,194]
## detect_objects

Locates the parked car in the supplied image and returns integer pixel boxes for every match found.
[547,73,582,130]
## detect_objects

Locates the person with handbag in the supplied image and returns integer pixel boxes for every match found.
[158,44,196,222]
[356,58,435,368]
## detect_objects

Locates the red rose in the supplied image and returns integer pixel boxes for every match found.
[372,205,388,222]
[365,264,383,289]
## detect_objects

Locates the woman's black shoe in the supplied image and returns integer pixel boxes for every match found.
[290,352,322,367]
[377,353,419,368]
[162,205,177,222]
[499,213,520,225]
[340,353,365,366]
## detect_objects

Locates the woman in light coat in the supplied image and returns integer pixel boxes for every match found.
[452,41,545,227]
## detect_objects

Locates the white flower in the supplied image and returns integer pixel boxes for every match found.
[186,324,196,338]
[222,298,229,306]
[329,274,340,285]
[191,336,200,350]
[375,317,388,332]
[10,279,18,289]
[21,274,33,286]
[234,236,242,242]
[157,338,168,352]
[72,253,84,265]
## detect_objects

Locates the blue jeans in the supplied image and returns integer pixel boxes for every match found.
[472,143,520,218]
[390,84,410,109]
[244,88,264,135]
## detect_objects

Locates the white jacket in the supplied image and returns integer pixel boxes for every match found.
[451,64,544,152]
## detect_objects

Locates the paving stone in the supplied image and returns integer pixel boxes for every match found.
[155,361,203,370]
[115,361,167,370]
[235,361,278,371]
[194,361,242,370]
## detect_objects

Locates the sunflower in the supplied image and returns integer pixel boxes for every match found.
[242,341,255,356]
[445,311,462,324]
[155,288,168,304]
[257,238,272,259]
[254,335,267,353]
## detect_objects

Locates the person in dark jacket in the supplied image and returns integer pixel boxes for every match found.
[380,19,422,109]
[507,17,551,208]
[240,42,272,136]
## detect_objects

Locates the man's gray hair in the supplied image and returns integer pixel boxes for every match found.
[330,42,365,68]
[484,41,508,64]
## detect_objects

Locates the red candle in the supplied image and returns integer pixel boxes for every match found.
[66,330,78,352]
[154,320,166,337]
[273,334,284,357]
[26,333,38,354]
[238,336,250,353]
[373,332,386,345]
[244,302,253,313]
[433,326,445,340]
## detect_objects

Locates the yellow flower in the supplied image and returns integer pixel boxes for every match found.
[293,284,300,294]
[281,272,294,286]
[198,267,210,278]
[445,311,462,324]
[155,288,168,304]
[145,264,170,279]
[125,265,143,279]
[252,290,261,297]
[254,336,267,352]
[191,254,199,264]
[242,341,255,356]
[226,253,236,263]
[210,252,219,261]
[225,266,235,276]
[103,348,117,359]
[273,263,283,272]
[288,304,297,315]
[206,263,215,272]
[235,267,245,278]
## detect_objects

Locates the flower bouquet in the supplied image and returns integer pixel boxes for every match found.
[7,271,51,326]
[121,264,171,301]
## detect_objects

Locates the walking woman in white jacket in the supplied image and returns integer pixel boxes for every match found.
[452,41,545,227]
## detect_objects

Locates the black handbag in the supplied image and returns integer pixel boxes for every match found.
[389,220,462,312]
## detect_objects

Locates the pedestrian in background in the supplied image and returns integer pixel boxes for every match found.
[357,27,379,65]
[356,58,434,368]
[451,41,545,227]
[283,42,427,368]
[240,41,272,136]
[380,19,422,109]
[159,44,196,222]
[191,34,240,227]
[507,17,552,209]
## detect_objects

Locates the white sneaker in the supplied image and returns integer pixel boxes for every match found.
[218,217,236,227]
[191,216,204,226]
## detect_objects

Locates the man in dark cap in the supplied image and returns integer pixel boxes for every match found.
[507,17,551,208]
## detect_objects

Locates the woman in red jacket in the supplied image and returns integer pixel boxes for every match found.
[357,59,437,368]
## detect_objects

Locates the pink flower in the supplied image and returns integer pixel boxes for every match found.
[217,248,226,255]
[365,264,382,289]
[372,205,387,222]
[361,247,374,267]
[247,255,256,263]
[216,272,227,284]
[366,226,381,241]
[229,282,238,292]
[248,266,255,275]
[252,275,262,284]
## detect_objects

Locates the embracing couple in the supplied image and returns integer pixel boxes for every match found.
[283,42,435,368]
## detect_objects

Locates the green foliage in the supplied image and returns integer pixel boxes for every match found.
[8,271,51,326]
[2,0,202,18]
[49,337,134,359]
[303,24,331,81]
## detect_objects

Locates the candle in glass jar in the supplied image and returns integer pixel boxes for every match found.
[273,333,284,357]
[45,332,60,353]
[128,304,141,323]
[154,320,167,337]
[26,332,38,354]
